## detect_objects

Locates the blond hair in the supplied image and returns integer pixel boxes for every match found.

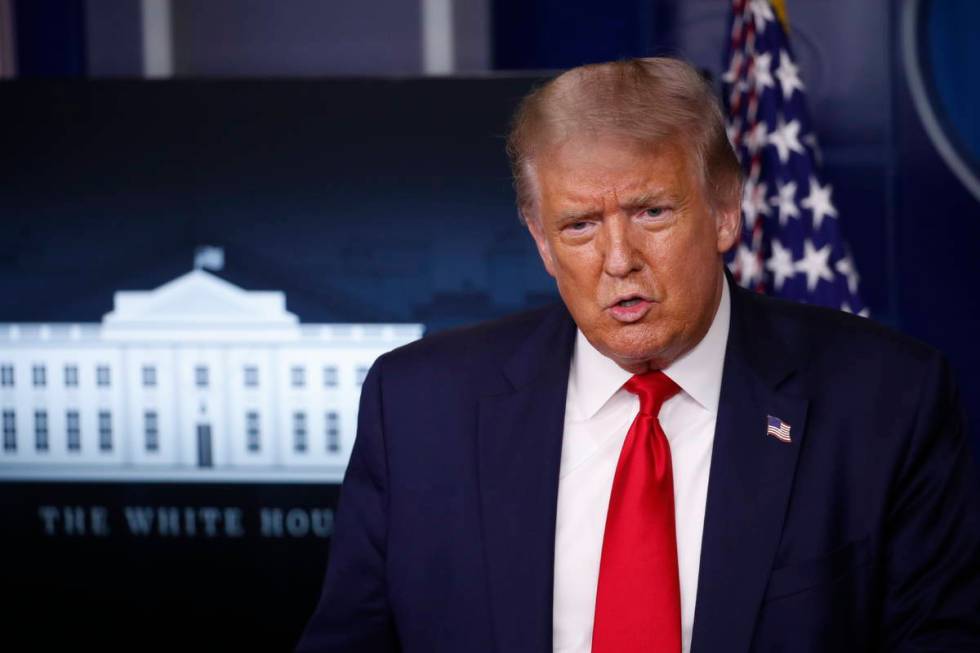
[506,57,743,223]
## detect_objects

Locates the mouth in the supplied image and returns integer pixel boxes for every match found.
[607,294,655,323]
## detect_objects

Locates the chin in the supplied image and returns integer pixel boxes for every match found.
[594,327,674,369]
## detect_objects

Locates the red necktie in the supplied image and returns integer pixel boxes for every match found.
[592,371,682,653]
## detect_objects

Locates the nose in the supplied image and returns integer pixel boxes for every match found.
[600,215,642,278]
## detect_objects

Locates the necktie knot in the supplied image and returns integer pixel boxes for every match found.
[624,370,680,416]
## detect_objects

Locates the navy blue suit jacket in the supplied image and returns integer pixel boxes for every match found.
[297,280,980,652]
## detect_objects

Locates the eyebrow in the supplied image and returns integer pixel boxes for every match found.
[620,190,673,211]
[555,190,674,223]
[556,206,601,223]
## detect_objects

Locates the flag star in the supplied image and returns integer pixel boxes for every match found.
[835,254,860,295]
[841,302,870,318]
[803,132,823,166]
[741,179,770,229]
[775,50,805,99]
[767,117,804,163]
[766,239,796,291]
[749,0,776,33]
[800,176,838,229]
[736,243,763,287]
[769,180,800,226]
[752,52,775,92]
[745,121,769,154]
[794,239,835,292]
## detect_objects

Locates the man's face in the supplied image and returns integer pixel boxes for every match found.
[526,135,740,373]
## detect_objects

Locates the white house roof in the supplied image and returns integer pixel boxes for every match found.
[0,270,422,345]
[103,269,299,327]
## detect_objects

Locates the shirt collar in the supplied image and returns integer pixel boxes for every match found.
[567,272,731,420]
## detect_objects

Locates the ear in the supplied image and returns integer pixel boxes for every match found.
[714,202,742,254]
[525,211,557,278]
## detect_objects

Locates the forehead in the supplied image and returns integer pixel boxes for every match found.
[532,135,696,210]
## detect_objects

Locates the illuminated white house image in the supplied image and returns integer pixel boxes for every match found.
[0,268,423,482]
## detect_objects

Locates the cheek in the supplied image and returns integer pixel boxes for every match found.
[673,218,720,268]
[552,248,599,292]
[652,229,719,312]
[552,263,607,324]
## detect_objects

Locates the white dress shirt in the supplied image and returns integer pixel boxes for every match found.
[553,277,731,653]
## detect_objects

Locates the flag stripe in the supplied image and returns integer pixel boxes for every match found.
[723,0,867,315]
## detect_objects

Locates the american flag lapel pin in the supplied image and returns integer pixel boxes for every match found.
[766,415,792,443]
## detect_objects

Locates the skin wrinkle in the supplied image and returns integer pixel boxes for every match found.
[509,59,745,375]
[526,134,740,375]
[519,132,715,227]
[508,59,742,225]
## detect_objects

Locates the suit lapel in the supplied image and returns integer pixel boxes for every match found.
[477,305,576,653]
[691,284,809,653]
[476,284,808,652]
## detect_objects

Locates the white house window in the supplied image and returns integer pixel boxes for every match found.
[326,411,340,453]
[246,411,260,452]
[98,410,112,451]
[293,411,307,452]
[244,366,259,388]
[96,365,111,387]
[0,270,423,480]
[32,364,46,387]
[66,410,81,451]
[3,409,16,451]
[34,410,49,451]
[195,365,209,388]
[291,365,306,388]
[144,410,159,452]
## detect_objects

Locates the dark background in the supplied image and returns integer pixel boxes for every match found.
[1,1,978,650]
[1,75,553,652]
[1,482,341,651]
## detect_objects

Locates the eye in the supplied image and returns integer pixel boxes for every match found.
[559,219,596,241]
[560,220,594,233]
[638,206,672,224]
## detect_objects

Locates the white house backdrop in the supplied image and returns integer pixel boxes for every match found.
[0,268,423,483]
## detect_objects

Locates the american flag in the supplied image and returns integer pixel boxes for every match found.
[722,0,867,315]
[766,415,792,443]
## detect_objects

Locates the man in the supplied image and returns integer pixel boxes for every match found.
[297,58,980,652]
